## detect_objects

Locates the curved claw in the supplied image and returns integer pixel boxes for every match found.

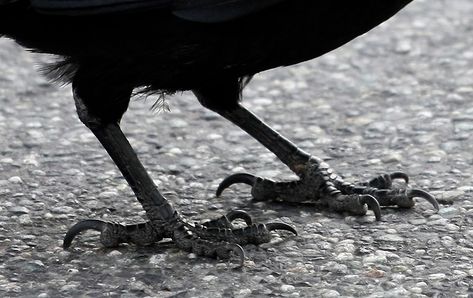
[216,173,258,197]
[408,189,439,212]
[266,222,298,236]
[63,219,106,249]
[226,210,253,226]
[228,244,246,267]
[390,172,409,184]
[359,195,382,221]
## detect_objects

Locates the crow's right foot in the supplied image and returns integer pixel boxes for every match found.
[217,157,439,220]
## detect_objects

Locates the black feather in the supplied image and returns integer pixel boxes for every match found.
[1,0,413,115]
[39,57,79,85]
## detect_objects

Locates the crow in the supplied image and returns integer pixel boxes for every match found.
[0,0,438,265]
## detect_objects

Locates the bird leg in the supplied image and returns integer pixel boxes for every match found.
[64,91,296,265]
[214,103,439,219]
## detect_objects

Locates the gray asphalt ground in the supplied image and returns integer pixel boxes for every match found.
[1,0,473,297]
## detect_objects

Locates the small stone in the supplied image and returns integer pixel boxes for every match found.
[32,170,46,176]
[0,157,14,164]
[429,214,443,220]
[454,119,473,131]
[438,206,457,216]
[129,280,147,291]
[149,254,166,265]
[280,284,295,293]
[207,133,222,140]
[8,176,23,184]
[29,260,45,267]
[382,153,402,163]
[409,218,427,225]
[453,270,467,279]
[365,268,385,278]
[363,252,387,264]
[392,265,409,273]
[107,250,122,257]
[335,252,354,261]
[415,282,428,288]
[202,275,218,282]
[428,273,446,280]
[414,249,425,255]
[437,190,464,204]
[395,40,412,54]
[98,191,118,199]
[458,186,473,193]
[61,284,79,292]
[391,273,406,282]
[445,224,460,231]
[63,169,83,176]
[252,97,273,105]
[427,218,449,226]
[428,156,442,163]
[215,263,228,270]
[264,275,277,283]
[409,287,423,294]
[287,264,309,273]
[468,269,473,277]
[18,214,32,225]
[169,119,188,128]
[294,282,312,287]
[335,240,355,253]
[367,158,381,165]
[320,289,340,298]
[377,234,404,242]
[324,262,348,274]
[23,156,39,166]
[379,245,397,252]
[168,147,182,155]
[237,288,252,296]
[9,206,29,215]
[442,235,455,244]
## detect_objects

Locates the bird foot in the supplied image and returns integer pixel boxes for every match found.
[63,210,296,266]
[217,157,439,220]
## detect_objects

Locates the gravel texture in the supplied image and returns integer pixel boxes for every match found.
[1,0,473,297]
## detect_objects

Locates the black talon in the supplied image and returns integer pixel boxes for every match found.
[228,244,246,267]
[63,219,107,249]
[265,222,298,236]
[216,173,258,197]
[390,172,409,184]
[359,195,382,221]
[226,210,253,226]
[408,189,439,212]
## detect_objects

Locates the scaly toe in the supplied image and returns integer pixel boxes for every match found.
[63,219,165,248]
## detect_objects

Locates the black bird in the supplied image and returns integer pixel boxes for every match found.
[0,0,438,264]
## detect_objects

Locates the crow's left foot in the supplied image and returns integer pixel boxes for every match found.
[63,210,297,266]
[217,157,439,220]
